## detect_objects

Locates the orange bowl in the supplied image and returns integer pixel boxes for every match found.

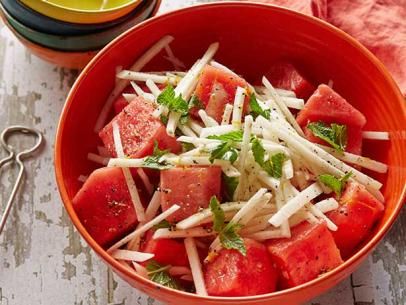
[55,3,406,305]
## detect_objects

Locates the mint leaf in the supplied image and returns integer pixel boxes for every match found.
[208,196,246,256]
[269,153,286,179]
[179,113,189,125]
[251,137,266,166]
[153,219,172,230]
[152,141,169,157]
[160,114,168,125]
[143,141,172,170]
[157,85,189,117]
[143,157,173,170]
[208,130,244,142]
[249,93,270,119]
[307,122,347,152]
[252,137,286,178]
[220,222,246,256]
[210,196,225,233]
[189,95,204,110]
[146,260,183,290]
[181,142,195,153]
[209,141,238,164]
[318,172,352,197]
[222,174,238,201]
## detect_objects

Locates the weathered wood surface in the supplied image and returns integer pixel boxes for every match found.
[0,1,404,304]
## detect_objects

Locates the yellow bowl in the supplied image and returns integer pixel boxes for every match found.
[19,0,143,24]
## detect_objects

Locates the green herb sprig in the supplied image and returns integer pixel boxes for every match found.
[251,137,287,178]
[157,85,189,125]
[142,141,173,170]
[209,197,246,255]
[249,93,271,120]
[146,260,183,290]
[307,122,347,152]
[209,141,238,164]
[318,172,352,197]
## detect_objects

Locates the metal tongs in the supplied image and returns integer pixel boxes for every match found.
[0,125,43,235]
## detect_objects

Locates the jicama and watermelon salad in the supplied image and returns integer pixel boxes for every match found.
[73,35,389,296]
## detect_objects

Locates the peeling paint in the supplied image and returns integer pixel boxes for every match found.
[62,261,77,280]
[0,1,405,305]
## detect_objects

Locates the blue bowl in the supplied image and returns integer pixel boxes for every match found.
[0,0,146,36]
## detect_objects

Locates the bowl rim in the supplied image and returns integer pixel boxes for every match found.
[55,1,406,302]
[21,0,143,14]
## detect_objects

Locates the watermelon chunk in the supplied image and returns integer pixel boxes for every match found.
[193,65,249,123]
[204,238,278,296]
[296,84,367,155]
[113,96,129,115]
[263,61,316,100]
[266,222,343,288]
[160,166,222,222]
[327,181,385,258]
[140,230,189,267]
[72,167,148,248]
[99,96,181,158]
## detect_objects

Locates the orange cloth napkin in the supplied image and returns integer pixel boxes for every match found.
[250,0,406,95]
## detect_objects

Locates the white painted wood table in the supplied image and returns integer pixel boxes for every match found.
[0,1,405,305]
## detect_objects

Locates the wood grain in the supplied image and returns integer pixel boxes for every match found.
[0,1,404,304]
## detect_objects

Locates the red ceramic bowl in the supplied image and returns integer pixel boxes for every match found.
[55,3,406,305]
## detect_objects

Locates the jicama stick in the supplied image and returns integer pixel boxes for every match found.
[117,70,168,83]
[264,119,383,194]
[178,124,197,137]
[145,191,161,221]
[221,103,234,125]
[198,109,219,127]
[153,227,215,239]
[306,203,338,231]
[112,122,146,222]
[137,168,154,195]
[169,266,191,276]
[317,144,387,173]
[262,76,304,136]
[133,261,149,278]
[164,44,186,70]
[275,186,291,238]
[87,153,109,165]
[314,198,339,213]
[110,249,154,262]
[231,87,246,128]
[145,79,162,97]
[281,96,305,109]
[234,116,253,200]
[130,81,155,101]
[184,238,208,296]
[107,205,180,253]
[244,229,287,241]
[269,182,324,227]
[187,119,203,135]
[94,35,174,132]
[200,124,236,138]
[167,42,219,136]
[362,131,390,140]
[176,201,247,230]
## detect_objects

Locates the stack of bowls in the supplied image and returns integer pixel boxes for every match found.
[0,0,161,69]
